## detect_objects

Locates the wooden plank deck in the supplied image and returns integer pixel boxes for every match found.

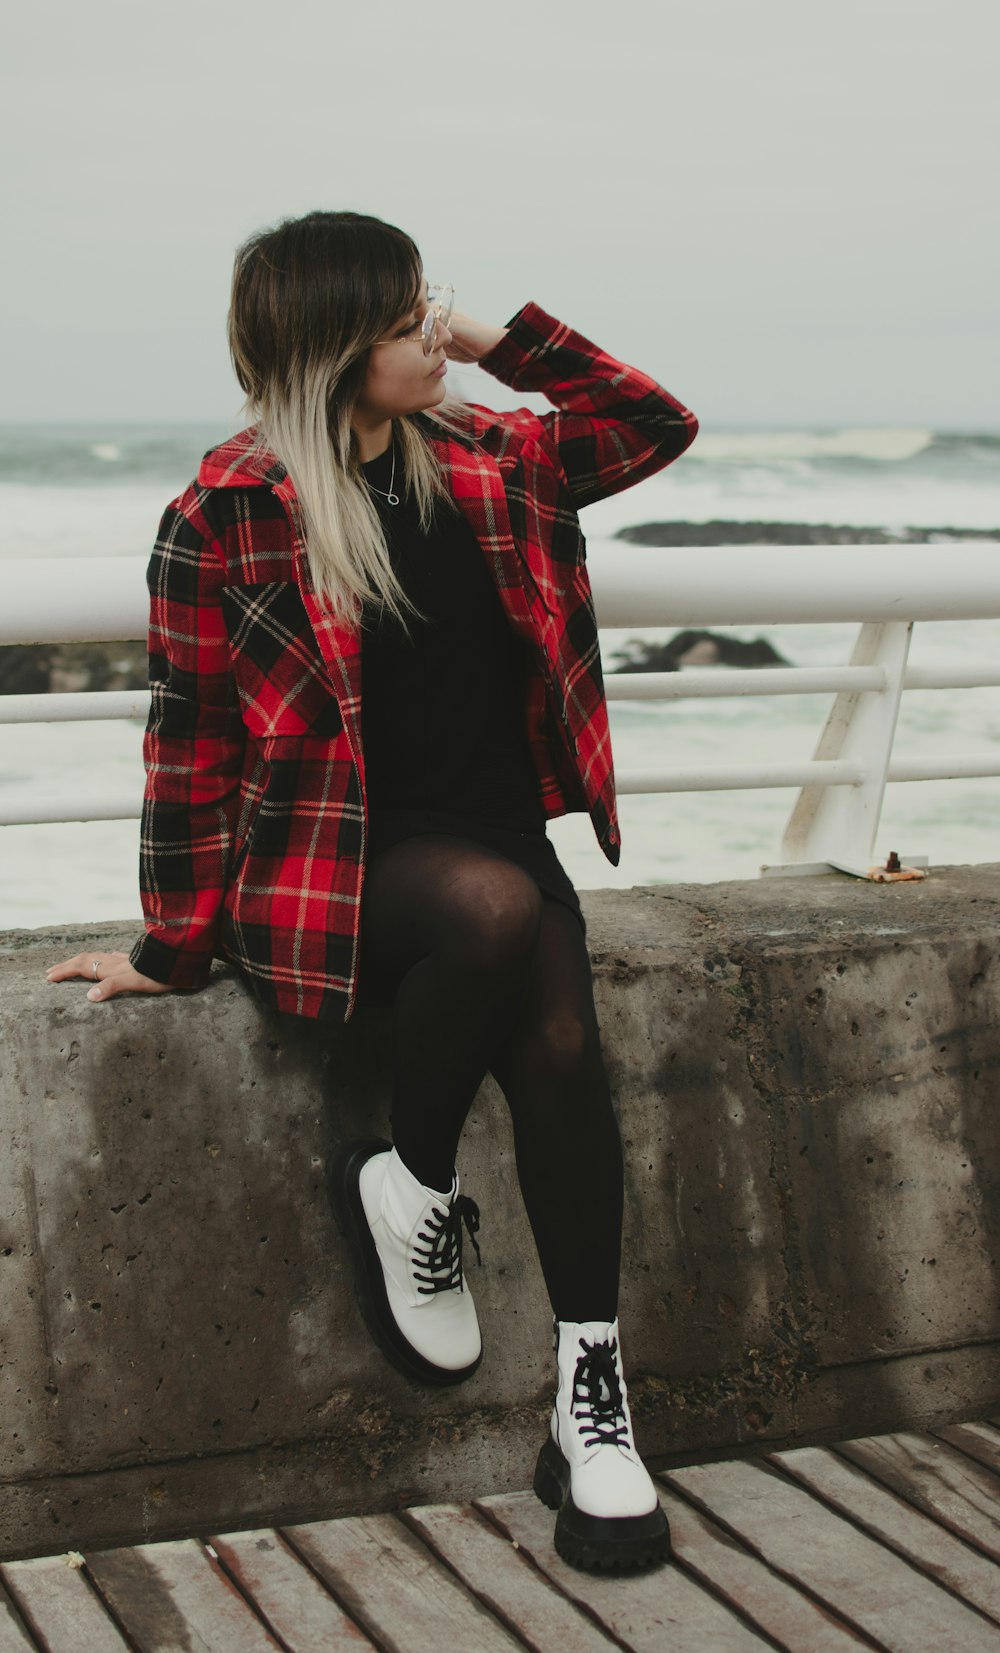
[2,1419,1000,1652]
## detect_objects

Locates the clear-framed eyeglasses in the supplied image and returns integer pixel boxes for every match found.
[420,282,453,354]
[387,282,454,356]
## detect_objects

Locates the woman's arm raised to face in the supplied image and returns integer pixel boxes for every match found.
[473,301,699,510]
[46,952,173,1003]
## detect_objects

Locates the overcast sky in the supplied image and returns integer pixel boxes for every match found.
[3,0,997,428]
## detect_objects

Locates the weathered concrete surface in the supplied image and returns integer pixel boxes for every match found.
[2,865,1000,1559]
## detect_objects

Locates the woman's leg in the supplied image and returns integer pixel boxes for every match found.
[487,900,668,1572]
[337,833,547,1383]
[355,833,545,1191]
[352,838,665,1565]
[488,897,624,1324]
[357,837,623,1313]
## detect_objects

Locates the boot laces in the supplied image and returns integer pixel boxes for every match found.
[571,1335,630,1449]
[411,1194,481,1295]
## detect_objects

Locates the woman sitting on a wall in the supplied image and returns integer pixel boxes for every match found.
[48,209,698,1572]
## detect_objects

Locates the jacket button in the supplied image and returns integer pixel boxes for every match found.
[608,826,619,845]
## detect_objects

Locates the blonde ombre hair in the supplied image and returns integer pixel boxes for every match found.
[227,210,474,635]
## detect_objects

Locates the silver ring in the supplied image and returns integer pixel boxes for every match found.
[92,959,100,980]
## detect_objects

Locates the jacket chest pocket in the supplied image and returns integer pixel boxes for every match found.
[222,582,344,739]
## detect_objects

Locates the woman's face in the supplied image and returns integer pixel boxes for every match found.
[353,283,452,427]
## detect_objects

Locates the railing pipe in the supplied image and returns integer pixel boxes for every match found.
[5,545,1000,646]
[605,667,888,700]
[5,753,999,830]
[0,793,144,827]
[617,759,865,794]
[0,691,152,725]
[887,754,1000,782]
[4,559,148,645]
[606,665,1000,700]
[3,665,999,728]
[902,665,1000,690]
[587,544,1000,626]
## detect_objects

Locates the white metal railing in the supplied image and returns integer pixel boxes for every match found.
[2,690,151,724]
[4,546,1000,877]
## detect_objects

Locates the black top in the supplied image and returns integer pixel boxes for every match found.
[354,437,586,944]
[358,439,545,832]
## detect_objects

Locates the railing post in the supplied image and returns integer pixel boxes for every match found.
[770,621,914,878]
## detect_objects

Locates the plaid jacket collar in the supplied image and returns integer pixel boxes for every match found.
[196,421,544,778]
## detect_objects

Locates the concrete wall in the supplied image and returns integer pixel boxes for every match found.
[3,866,1000,1561]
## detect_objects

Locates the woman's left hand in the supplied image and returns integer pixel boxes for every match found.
[444,310,509,365]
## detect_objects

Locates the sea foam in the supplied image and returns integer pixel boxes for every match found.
[689,428,934,462]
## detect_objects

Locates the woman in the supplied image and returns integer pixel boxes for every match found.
[48,211,698,1573]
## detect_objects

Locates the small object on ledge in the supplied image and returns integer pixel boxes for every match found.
[867,851,927,883]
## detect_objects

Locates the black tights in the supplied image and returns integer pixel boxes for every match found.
[354,834,624,1322]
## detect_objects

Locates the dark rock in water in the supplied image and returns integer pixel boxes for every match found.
[615,520,1000,547]
[0,646,55,695]
[613,630,790,673]
[0,641,149,696]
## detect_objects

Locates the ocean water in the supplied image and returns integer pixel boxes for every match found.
[1,422,998,932]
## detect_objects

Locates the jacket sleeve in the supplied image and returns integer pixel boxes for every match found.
[128,497,247,990]
[476,301,698,510]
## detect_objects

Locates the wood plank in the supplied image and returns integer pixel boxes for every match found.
[208,1528,377,1651]
[0,1581,37,1653]
[767,1444,1000,1628]
[477,1490,770,1652]
[283,1512,524,1653]
[0,1555,129,1652]
[86,1537,282,1652]
[667,1454,999,1651]
[405,1501,622,1652]
[657,1482,872,1649]
[837,1432,1000,1563]
[934,1420,1000,1477]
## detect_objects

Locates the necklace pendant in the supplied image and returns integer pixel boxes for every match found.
[386,491,400,506]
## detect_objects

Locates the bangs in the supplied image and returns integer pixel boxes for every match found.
[363,241,425,338]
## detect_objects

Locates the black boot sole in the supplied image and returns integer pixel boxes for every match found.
[533,1433,671,1572]
[329,1138,483,1389]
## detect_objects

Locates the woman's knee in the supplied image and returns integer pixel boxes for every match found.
[358,838,543,990]
[441,856,544,970]
[497,1004,605,1097]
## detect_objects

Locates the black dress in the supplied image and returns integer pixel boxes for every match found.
[358,439,586,939]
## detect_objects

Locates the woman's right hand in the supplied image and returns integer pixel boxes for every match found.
[443,309,509,364]
[46,951,173,1003]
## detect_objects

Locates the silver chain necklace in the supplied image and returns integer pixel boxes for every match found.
[363,441,400,507]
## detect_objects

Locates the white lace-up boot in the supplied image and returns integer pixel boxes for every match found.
[332,1138,482,1386]
[533,1318,670,1571]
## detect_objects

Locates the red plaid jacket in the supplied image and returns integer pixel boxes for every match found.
[129,302,697,1021]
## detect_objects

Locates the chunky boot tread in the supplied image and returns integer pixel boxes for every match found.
[330,1138,482,1389]
[555,1527,671,1573]
[534,1426,671,1573]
